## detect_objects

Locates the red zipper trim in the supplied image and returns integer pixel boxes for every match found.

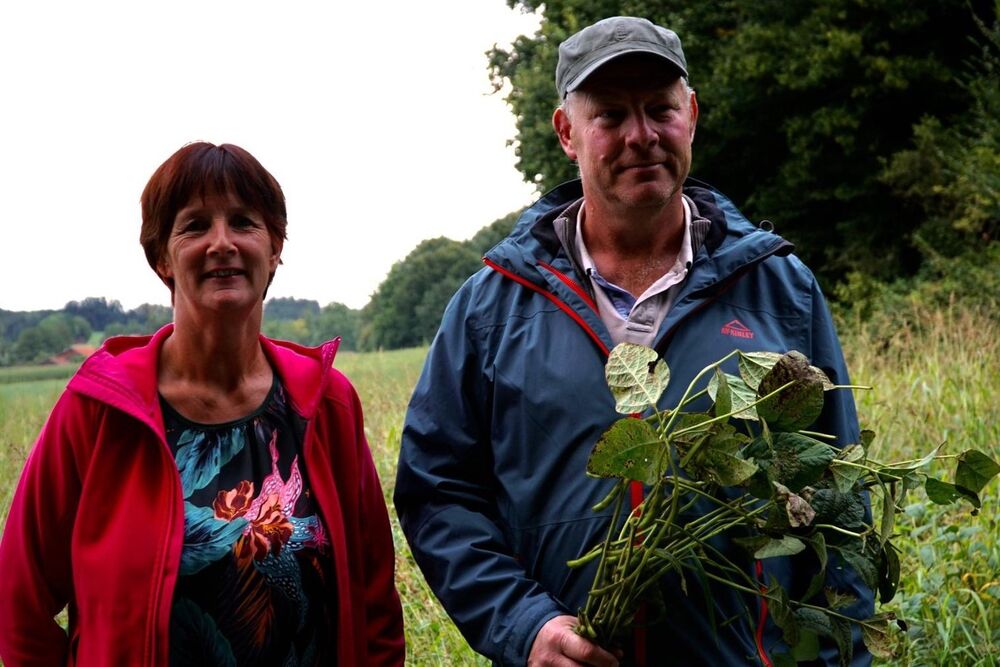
[483,258,609,356]
[536,260,598,312]
[629,479,648,666]
[755,560,773,666]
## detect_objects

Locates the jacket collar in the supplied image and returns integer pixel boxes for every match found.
[69,324,340,438]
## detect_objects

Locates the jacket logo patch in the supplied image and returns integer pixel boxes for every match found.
[721,319,754,339]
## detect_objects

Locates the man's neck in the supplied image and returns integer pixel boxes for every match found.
[581,193,687,296]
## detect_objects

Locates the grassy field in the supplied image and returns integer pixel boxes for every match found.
[0,307,997,666]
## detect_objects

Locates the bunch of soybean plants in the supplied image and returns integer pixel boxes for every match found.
[571,343,999,666]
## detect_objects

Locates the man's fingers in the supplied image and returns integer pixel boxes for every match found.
[558,626,619,667]
[527,615,619,667]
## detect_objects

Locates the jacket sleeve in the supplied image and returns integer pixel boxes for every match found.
[341,374,406,666]
[0,391,86,666]
[394,286,566,666]
[762,276,875,667]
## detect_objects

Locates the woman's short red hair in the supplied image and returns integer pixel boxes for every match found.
[140,142,287,277]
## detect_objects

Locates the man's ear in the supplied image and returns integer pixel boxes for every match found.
[689,90,699,142]
[552,106,577,161]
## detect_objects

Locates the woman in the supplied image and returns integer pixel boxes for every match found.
[0,142,405,665]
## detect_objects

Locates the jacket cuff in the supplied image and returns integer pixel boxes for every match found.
[502,602,566,666]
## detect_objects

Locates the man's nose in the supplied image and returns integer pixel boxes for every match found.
[625,113,658,149]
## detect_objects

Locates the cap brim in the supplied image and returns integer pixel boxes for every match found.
[564,48,687,96]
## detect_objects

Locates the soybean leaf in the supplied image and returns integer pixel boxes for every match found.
[605,343,670,414]
[588,418,663,485]
[830,444,866,493]
[801,532,828,601]
[793,609,852,667]
[860,429,875,453]
[711,368,732,418]
[925,477,980,508]
[755,535,807,559]
[775,483,816,528]
[704,449,759,486]
[683,425,756,485]
[738,351,782,390]
[839,547,879,590]
[824,589,859,610]
[752,432,835,492]
[767,577,797,646]
[878,543,901,604]
[791,632,821,661]
[809,488,867,530]
[861,613,906,659]
[879,487,896,546]
[709,371,759,420]
[772,652,798,667]
[757,351,825,431]
[955,450,1000,495]
[808,364,836,390]
[877,444,942,479]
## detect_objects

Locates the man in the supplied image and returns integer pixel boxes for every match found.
[395,16,873,667]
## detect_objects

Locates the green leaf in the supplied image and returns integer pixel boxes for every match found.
[755,535,807,559]
[587,418,663,485]
[763,432,835,492]
[793,609,852,667]
[878,443,943,478]
[710,367,732,418]
[771,652,798,667]
[955,449,1000,495]
[605,342,670,414]
[738,351,782,390]
[879,485,896,546]
[810,488,866,530]
[801,532,828,601]
[756,351,826,431]
[791,631,821,661]
[766,576,797,645]
[861,613,906,659]
[830,444,866,493]
[859,430,875,453]
[878,543,901,604]
[709,371,760,420]
[703,449,759,486]
[839,547,878,589]
[925,477,980,508]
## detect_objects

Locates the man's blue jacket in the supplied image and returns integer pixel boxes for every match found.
[395,180,875,666]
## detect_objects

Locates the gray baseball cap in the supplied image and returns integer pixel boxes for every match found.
[556,16,688,98]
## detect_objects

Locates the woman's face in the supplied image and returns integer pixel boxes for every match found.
[158,191,282,319]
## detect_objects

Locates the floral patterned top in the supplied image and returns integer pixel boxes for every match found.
[162,377,335,666]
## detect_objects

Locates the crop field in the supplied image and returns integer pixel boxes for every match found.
[0,306,997,666]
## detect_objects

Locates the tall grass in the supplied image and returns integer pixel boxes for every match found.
[0,307,996,666]
[843,303,1000,666]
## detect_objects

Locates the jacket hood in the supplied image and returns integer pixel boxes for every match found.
[68,324,341,438]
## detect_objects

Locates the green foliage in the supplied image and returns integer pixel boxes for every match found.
[11,313,91,364]
[490,0,997,285]
[882,7,1000,252]
[263,297,320,321]
[262,301,362,351]
[572,343,997,662]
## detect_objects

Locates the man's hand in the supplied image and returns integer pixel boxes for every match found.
[527,615,620,667]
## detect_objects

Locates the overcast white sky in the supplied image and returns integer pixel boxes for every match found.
[0,1,543,312]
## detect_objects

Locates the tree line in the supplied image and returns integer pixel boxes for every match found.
[0,211,518,365]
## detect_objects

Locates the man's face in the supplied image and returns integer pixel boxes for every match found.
[553,55,698,214]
